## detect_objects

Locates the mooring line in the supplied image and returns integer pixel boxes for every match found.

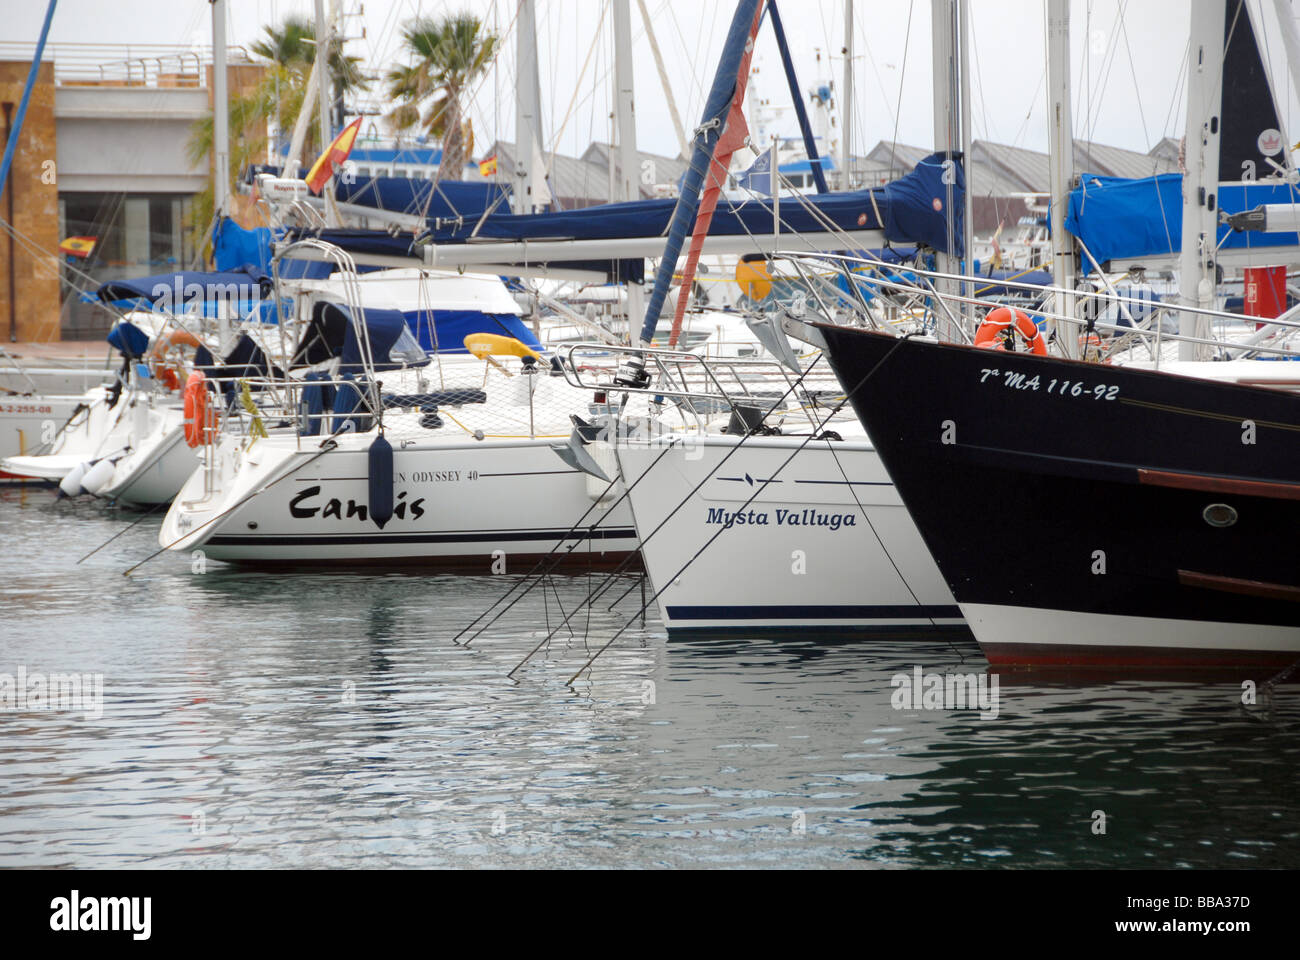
[505,357,826,679]
[820,431,967,662]
[121,437,339,577]
[452,471,624,646]
[455,434,684,647]
[76,501,166,564]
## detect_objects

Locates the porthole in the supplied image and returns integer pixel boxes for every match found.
[1202,503,1237,528]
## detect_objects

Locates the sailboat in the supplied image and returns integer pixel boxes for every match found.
[550,0,974,639]
[157,249,639,569]
[803,0,1300,669]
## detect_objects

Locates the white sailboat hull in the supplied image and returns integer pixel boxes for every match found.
[161,433,638,569]
[1,388,119,481]
[95,406,199,506]
[612,435,963,637]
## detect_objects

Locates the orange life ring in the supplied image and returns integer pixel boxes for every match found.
[148,328,204,391]
[974,306,1048,355]
[183,371,212,447]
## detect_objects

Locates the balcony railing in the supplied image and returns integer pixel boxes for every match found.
[0,41,253,89]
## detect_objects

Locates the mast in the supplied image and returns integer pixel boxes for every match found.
[958,0,974,325]
[636,0,690,158]
[612,0,646,332]
[930,0,964,339]
[211,0,230,218]
[639,0,765,345]
[1046,0,1076,356]
[282,61,318,179]
[769,1,830,193]
[313,0,341,227]
[515,0,548,213]
[840,0,852,190]
[1179,0,1225,361]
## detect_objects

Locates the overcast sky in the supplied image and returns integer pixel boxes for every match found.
[10,0,1300,162]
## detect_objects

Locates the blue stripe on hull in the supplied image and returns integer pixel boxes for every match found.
[665,603,963,621]
[208,528,638,547]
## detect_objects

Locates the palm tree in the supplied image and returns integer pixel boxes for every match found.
[248,15,367,134]
[386,13,498,181]
[186,16,369,258]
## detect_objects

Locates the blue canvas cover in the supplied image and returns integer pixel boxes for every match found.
[282,153,961,285]
[335,176,512,221]
[105,321,151,359]
[293,302,427,372]
[1065,173,1300,273]
[417,152,962,255]
[96,267,271,316]
[403,310,542,354]
[340,307,410,372]
[213,219,274,273]
[213,217,333,281]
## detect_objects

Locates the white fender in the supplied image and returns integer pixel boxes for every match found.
[81,458,118,497]
[58,461,90,497]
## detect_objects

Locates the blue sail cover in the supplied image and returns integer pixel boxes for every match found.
[1066,173,1300,273]
[244,164,510,221]
[335,176,511,221]
[417,152,962,252]
[276,152,961,286]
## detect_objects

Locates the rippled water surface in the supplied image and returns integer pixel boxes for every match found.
[1,486,1297,868]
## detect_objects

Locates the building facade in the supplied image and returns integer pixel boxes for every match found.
[0,45,259,341]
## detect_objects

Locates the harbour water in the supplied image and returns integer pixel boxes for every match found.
[1,486,1297,869]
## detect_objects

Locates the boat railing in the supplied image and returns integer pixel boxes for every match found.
[772,251,1300,366]
[193,372,384,447]
[556,342,846,435]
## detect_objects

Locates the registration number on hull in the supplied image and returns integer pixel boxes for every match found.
[980,367,1119,400]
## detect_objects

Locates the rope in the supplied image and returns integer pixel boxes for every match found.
[121,436,339,576]
[505,355,827,679]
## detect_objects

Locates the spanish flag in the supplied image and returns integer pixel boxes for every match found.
[478,154,498,178]
[58,236,97,258]
[305,117,362,194]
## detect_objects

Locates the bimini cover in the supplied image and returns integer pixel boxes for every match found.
[292,302,428,372]
[1065,173,1300,273]
[106,320,151,359]
[96,266,271,315]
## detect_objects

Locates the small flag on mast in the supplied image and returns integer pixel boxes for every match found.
[478,154,498,177]
[737,142,778,196]
[305,117,363,194]
[58,236,97,258]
